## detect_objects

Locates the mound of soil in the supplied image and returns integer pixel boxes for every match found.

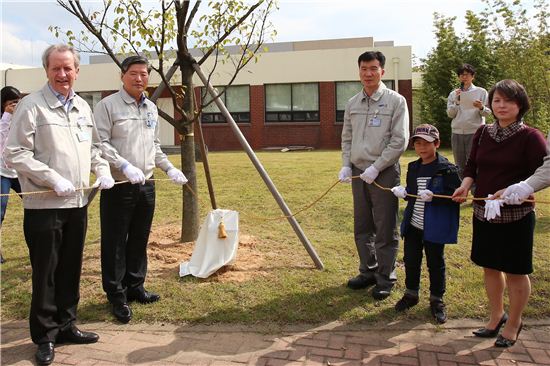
[147,223,268,282]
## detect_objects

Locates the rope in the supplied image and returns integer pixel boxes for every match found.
[0,178,196,198]
[242,176,547,222]
[1,176,547,222]
[370,178,545,203]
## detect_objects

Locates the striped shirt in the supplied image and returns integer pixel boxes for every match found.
[411,176,430,230]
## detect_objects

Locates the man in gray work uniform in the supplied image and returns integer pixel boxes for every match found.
[339,51,409,300]
[94,56,188,324]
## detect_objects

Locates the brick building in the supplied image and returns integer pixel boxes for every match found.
[2,37,412,151]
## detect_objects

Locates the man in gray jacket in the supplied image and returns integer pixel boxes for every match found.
[339,51,409,300]
[4,44,114,365]
[94,56,187,324]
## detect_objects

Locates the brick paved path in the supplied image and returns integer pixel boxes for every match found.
[1,319,549,365]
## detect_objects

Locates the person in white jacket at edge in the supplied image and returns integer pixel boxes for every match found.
[497,131,550,202]
[1,85,23,264]
[4,44,114,366]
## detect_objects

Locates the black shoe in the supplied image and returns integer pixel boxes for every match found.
[35,342,54,365]
[394,293,419,312]
[127,291,160,304]
[347,275,376,290]
[112,303,132,323]
[372,285,393,300]
[494,323,523,348]
[57,325,99,344]
[473,313,508,338]
[430,299,447,324]
[1,254,5,264]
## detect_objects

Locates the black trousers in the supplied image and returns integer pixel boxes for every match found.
[403,225,446,298]
[24,207,88,344]
[100,181,155,305]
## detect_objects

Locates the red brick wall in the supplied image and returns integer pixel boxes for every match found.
[161,81,413,151]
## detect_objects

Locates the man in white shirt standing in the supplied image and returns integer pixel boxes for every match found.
[446,64,491,179]
[94,56,187,324]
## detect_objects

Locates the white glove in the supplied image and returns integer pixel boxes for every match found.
[359,165,379,184]
[92,175,115,190]
[418,189,433,202]
[391,185,407,199]
[502,181,534,205]
[53,177,76,197]
[338,166,352,183]
[122,164,146,185]
[167,168,188,185]
[484,195,504,221]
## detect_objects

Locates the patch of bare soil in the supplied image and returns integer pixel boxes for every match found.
[147,223,269,282]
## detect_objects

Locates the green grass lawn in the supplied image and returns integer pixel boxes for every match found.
[1,149,549,325]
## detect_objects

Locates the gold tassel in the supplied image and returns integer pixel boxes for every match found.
[218,220,227,239]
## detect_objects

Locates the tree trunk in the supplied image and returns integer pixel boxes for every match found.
[180,66,200,242]
[180,128,199,242]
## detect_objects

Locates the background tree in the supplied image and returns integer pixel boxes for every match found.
[481,0,549,133]
[420,0,549,146]
[51,0,277,241]
[418,14,462,146]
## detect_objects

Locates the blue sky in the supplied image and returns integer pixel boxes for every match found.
[1,0,489,67]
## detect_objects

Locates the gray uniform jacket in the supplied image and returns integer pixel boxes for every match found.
[526,132,550,192]
[94,88,174,181]
[341,83,409,172]
[3,84,111,209]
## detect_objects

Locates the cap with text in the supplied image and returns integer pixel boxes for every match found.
[412,123,440,142]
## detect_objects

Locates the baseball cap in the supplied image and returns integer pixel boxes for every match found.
[412,124,439,142]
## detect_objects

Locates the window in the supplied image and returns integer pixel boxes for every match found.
[265,83,319,122]
[335,80,396,122]
[201,85,250,123]
[78,92,102,111]
[335,81,362,122]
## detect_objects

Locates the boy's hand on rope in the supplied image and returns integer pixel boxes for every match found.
[167,168,188,185]
[122,164,146,185]
[391,185,407,199]
[53,177,76,197]
[484,195,504,221]
[418,189,434,202]
[502,181,534,205]
[359,165,379,184]
[338,166,352,183]
[92,175,115,190]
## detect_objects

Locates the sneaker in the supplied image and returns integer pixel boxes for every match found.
[430,299,447,324]
[347,275,376,290]
[372,285,393,300]
[394,293,419,312]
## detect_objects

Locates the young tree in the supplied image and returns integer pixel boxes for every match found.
[51,0,277,241]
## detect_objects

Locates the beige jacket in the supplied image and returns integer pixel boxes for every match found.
[341,83,409,171]
[94,88,174,181]
[4,84,111,209]
[446,84,491,135]
[526,132,550,192]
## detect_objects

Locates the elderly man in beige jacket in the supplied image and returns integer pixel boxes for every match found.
[4,44,114,366]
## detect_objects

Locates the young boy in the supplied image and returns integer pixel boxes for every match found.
[391,124,461,323]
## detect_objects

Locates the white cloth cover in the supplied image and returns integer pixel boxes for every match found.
[179,209,239,278]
